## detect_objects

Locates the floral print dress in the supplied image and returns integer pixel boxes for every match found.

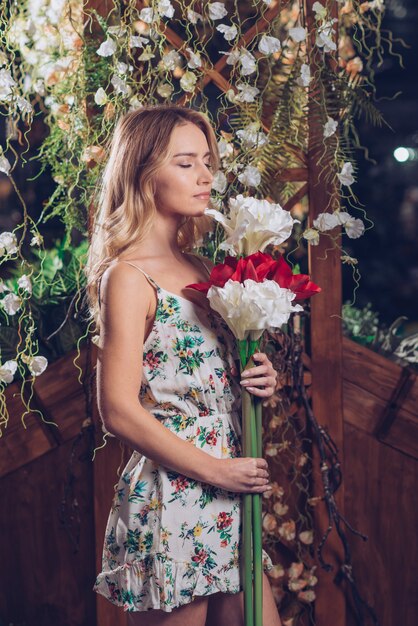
[93,257,273,612]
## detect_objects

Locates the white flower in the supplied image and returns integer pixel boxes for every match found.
[0,155,11,175]
[312,1,327,19]
[303,228,320,245]
[17,274,32,294]
[236,123,268,150]
[0,68,16,100]
[137,47,155,62]
[111,75,131,97]
[187,9,202,23]
[0,360,18,385]
[0,231,18,255]
[238,165,261,187]
[316,20,337,53]
[218,137,234,160]
[157,0,174,18]
[258,35,281,55]
[157,82,174,98]
[16,96,33,114]
[139,7,155,23]
[323,116,338,138]
[216,24,238,42]
[296,64,312,87]
[205,194,299,256]
[30,233,43,247]
[239,49,257,76]
[337,162,355,186]
[368,0,385,10]
[343,217,365,239]
[116,62,129,75]
[130,35,149,49]
[207,278,303,340]
[94,88,107,106]
[186,48,202,69]
[212,170,227,193]
[0,280,9,294]
[96,37,117,57]
[289,26,307,42]
[107,25,127,37]
[180,71,197,92]
[2,293,21,315]
[161,50,182,71]
[235,83,260,103]
[220,49,241,66]
[28,355,48,377]
[313,212,340,231]
[128,95,143,111]
[208,2,228,20]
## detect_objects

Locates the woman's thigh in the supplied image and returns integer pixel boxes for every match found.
[126,595,209,626]
[205,573,281,626]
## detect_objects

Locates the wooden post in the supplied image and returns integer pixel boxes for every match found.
[304,1,346,624]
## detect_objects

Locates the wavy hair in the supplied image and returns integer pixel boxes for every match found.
[85,105,220,332]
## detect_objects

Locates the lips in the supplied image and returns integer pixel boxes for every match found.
[194,192,211,199]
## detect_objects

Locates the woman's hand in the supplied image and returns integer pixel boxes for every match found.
[212,457,272,494]
[230,351,278,398]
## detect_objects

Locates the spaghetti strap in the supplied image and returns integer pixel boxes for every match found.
[120,260,160,290]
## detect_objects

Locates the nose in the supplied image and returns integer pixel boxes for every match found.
[198,162,214,184]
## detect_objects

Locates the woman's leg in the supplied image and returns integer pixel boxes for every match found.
[126,595,209,626]
[205,573,281,626]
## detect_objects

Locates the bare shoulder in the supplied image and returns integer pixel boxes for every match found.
[99,261,153,325]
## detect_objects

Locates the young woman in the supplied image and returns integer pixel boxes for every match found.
[86,105,282,626]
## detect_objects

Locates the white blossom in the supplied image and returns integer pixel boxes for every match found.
[110,75,131,97]
[157,0,174,18]
[0,231,18,255]
[236,123,268,150]
[239,49,257,76]
[180,71,198,92]
[0,155,11,175]
[187,9,202,23]
[157,82,174,98]
[96,37,117,57]
[316,20,337,53]
[208,2,228,20]
[296,64,312,87]
[0,360,18,385]
[186,48,202,69]
[161,50,182,71]
[337,162,355,186]
[130,35,149,49]
[30,233,43,247]
[323,116,338,138]
[238,165,261,187]
[216,24,238,42]
[313,212,340,231]
[16,96,33,114]
[235,83,259,103]
[2,293,21,315]
[303,228,320,245]
[137,47,155,62]
[94,88,107,106]
[28,355,48,377]
[258,35,281,55]
[289,27,307,42]
[342,216,365,238]
[218,137,234,160]
[139,7,155,23]
[116,62,129,75]
[212,170,227,193]
[0,68,16,100]
[17,274,32,294]
[312,1,327,19]
[107,25,127,37]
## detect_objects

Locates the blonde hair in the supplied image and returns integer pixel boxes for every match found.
[85,105,220,332]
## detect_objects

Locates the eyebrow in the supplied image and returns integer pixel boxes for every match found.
[172,152,211,158]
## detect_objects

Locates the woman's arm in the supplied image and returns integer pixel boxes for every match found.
[96,262,271,493]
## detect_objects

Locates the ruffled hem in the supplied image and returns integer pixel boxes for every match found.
[93,550,273,613]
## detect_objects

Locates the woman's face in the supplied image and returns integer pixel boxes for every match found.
[153,122,214,219]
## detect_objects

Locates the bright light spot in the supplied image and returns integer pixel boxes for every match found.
[394,147,410,162]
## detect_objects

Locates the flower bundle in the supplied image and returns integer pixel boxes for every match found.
[186,195,321,626]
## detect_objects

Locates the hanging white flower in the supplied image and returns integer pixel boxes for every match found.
[2,293,21,315]
[212,170,228,193]
[128,95,143,111]
[313,212,340,231]
[137,47,155,62]
[367,0,385,10]
[218,137,234,160]
[130,35,149,49]
[258,35,281,55]
[0,68,16,100]
[323,116,338,138]
[337,162,355,186]
[107,25,127,37]
[28,355,48,377]
[238,165,261,187]
[316,20,337,53]
[207,279,303,341]
[94,87,107,106]
[205,194,299,256]
[111,75,131,97]
[216,24,237,42]
[139,7,155,23]
[157,0,174,18]
[0,231,18,255]
[161,50,182,71]
[0,280,9,294]
[236,122,268,150]
[342,216,365,238]
[219,49,241,66]
[180,71,197,93]
[30,233,43,247]
[296,64,312,87]
[17,274,32,294]
[0,360,18,385]
[116,62,129,75]
[239,49,257,76]
[16,96,33,114]
[208,2,228,20]
[289,26,307,42]
[96,37,117,57]
[0,154,11,175]
[186,48,202,69]
[157,82,174,98]
[312,1,327,19]
[235,83,260,103]
[187,9,202,23]
[303,228,320,245]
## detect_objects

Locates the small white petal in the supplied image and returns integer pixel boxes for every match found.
[28,355,48,377]
[289,26,307,42]
[96,38,117,57]
[208,2,228,20]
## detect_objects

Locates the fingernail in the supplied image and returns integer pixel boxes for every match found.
[240,380,249,386]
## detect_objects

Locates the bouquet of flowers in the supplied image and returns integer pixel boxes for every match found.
[186,194,321,626]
